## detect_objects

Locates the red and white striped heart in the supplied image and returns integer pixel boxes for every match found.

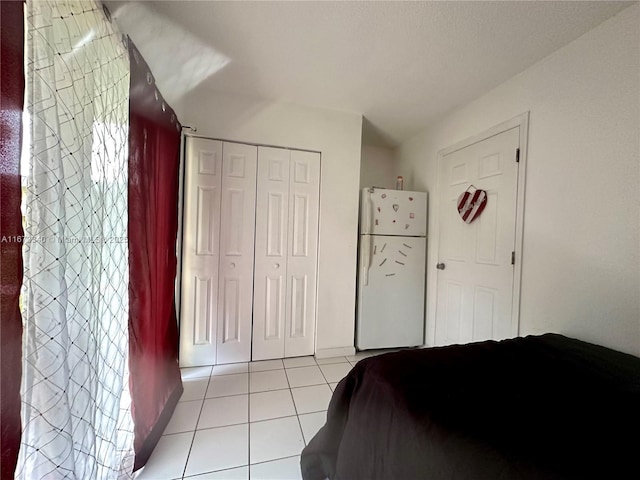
[457,188,487,223]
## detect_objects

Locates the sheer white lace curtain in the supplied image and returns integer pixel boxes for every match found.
[18,1,134,478]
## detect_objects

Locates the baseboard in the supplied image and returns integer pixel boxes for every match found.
[315,346,356,359]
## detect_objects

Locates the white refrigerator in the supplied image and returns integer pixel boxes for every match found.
[356,187,427,350]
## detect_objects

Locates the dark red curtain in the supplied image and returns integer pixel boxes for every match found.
[127,38,183,470]
[1,1,25,479]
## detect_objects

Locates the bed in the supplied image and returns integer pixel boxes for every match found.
[301,334,640,480]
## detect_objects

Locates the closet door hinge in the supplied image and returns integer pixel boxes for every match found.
[511,251,516,265]
[515,148,520,163]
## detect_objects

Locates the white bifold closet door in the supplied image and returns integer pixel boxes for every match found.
[217,142,257,363]
[180,138,257,366]
[252,147,320,360]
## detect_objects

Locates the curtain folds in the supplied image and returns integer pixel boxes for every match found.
[18,1,134,477]
[126,39,183,471]
[5,2,183,475]
[1,1,25,478]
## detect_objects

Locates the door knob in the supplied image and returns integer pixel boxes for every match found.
[436,263,446,270]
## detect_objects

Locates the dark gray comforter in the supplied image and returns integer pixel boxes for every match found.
[301,334,640,480]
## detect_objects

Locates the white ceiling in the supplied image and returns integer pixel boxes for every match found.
[108,1,633,146]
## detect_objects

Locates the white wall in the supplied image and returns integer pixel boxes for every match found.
[182,90,362,357]
[396,5,640,356]
[360,145,396,189]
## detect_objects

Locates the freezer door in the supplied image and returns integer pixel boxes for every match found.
[357,235,426,349]
[360,188,427,236]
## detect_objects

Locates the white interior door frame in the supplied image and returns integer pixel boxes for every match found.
[427,112,529,346]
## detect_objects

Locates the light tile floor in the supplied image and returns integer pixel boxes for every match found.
[136,350,389,480]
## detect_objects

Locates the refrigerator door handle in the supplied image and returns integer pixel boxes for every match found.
[362,235,372,286]
[364,189,373,234]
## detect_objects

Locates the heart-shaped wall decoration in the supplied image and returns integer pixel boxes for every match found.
[457,187,487,224]
[392,204,399,212]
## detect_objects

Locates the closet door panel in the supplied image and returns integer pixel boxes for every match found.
[216,142,257,364]
[285,151,320,357]
[179,138,223,367]
[253,147,290,360]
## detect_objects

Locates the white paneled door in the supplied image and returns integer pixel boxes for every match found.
[253,147,290,360]
[216,142,257,364]
[180,139,257,366]
[435,127,520,345]
[253,147,320,360]
[284,150,320,357]
[180,138,223,367]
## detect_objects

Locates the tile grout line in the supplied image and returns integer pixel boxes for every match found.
[249,358,284,374]
[199,382,327,403]
[211,364,249,377]
[204,372,250,400]
[187,416,267,433]
[285,363,335,388]
[316,361,332,386]
[247,369,251,479]
[189,361,322,378]
[250,413,300,425]
[251,453,300,467]
[182,453,302,479]
[284,361,307,449]
[250,357,285,477]
[181,464,244,479]
[181,373,213,479]
[178,357,338,478]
